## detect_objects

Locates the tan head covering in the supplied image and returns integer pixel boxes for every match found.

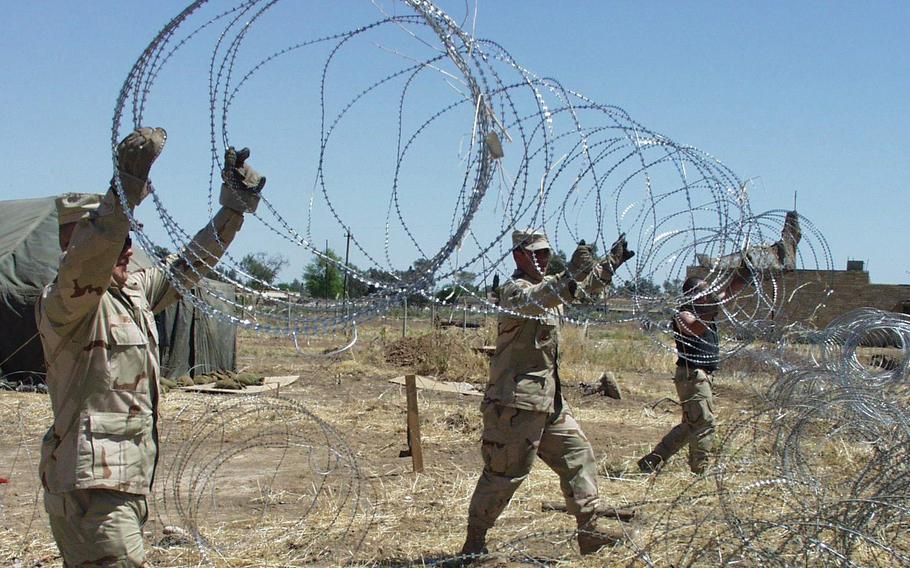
[56,193,103,226]
[511,229,551,251]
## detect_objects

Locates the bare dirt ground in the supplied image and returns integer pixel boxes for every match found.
[0,320,796,567]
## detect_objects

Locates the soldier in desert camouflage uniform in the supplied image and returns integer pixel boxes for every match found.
[459,229,634,558]
[37,127,265,567]
[638,211,801,476]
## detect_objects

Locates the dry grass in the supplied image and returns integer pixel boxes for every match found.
[360,327,490,381]
[1,317,907,567]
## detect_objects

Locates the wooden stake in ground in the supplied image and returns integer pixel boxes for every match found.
[405,374,424,473]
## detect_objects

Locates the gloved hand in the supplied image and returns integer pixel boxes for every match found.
[607,233,635,268]
[113,126,167,207]
[220,146,266,214]
[566,241,595,282]
[596,233,635,280]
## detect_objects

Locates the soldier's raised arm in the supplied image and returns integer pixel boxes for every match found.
[502,235,635,315]
[140,146,266,314]
[42,128,165,333]
[500,242,596,315]
[578,233,635,296]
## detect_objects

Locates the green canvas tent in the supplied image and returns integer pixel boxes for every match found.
[0,197,236,385]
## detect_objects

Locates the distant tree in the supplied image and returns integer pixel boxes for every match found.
[662,277,683,296]
[490,273,501,302]
[151,245,170,259]
[395,258,436,306]
[363,267,397,295]
[303,249,344,299]
[398,258,435,286]
[344,267,371,299]
[623,277,660,295]
[275,279,306,294]
[546,249,567,275]
[324,262,371,299]
[435,285,462,304]
[454,270,478,289]
[412,257,435,275]
[239,252,287,290]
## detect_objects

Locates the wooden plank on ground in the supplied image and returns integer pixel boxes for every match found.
[389,375,483,397]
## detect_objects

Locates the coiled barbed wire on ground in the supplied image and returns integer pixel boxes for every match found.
[419,310,910,567]
[151,392,375,565]
[616,308,910,567]
[3,313,910,565]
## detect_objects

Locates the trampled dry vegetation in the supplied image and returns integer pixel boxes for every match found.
[1,318,904,566]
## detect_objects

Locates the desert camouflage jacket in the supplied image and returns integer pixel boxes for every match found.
[37,191,245,495]
[485,269,608,412]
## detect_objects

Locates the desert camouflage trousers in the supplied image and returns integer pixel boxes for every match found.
[45,488,149,567]
[653,366,716,473]
[467,398,599,530]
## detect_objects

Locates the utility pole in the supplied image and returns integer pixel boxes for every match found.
[402,296,408,337]
[343,229,352,314]
[323,239,329,302]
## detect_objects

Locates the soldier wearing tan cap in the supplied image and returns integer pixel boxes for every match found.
[459,229,635,558]
[37,127,265,567]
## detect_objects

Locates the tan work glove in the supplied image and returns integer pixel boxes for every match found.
[220,146,266,214]
[566,242,595,282]
[596,233,635,280]
[113,127,167,207]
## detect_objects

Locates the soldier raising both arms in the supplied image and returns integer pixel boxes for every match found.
[459,229,635,558]
[638,211,801,476]
[37,128,265,567]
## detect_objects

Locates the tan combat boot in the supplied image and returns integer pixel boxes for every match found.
[576,512,623,555]
[637,452,664,474]
[459,525,488,557]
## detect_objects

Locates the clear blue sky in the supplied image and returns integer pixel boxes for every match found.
[2,1,907,285]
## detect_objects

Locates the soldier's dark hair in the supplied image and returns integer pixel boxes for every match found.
[682,277,706,296]
[679,276,707,312]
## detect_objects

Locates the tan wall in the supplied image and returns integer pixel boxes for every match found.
[686,267,910,328]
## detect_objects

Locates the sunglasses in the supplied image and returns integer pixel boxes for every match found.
[122,235,133,250]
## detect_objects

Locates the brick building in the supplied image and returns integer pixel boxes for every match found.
[688,261,910,329]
